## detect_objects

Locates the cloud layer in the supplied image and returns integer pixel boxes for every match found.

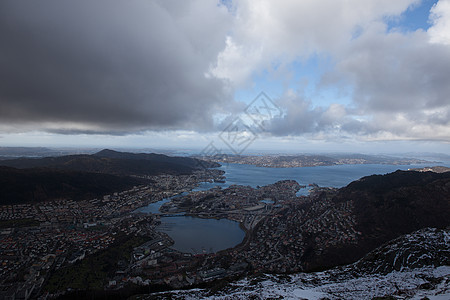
[0,0,232,133]
[1,0,449,142]
[213,0,450,141]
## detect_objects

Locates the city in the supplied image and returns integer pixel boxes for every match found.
[0,167,366,298]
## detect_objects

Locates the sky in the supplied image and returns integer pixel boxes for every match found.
[0,0,449,154]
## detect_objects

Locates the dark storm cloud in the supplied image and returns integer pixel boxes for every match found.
[0,0,232,133]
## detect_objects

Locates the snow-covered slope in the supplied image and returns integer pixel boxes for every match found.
[146,228,450,300]
[353,227,449,275]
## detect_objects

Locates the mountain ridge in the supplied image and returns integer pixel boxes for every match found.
[298,170,450,272]
[0,149,220,204]
[0,149,220,176]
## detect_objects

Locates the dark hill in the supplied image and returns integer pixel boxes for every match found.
[304,170,450,271]
[0,149,220,176]
[340,170,450,246]
[93,149,219,169]
[0,166,146,205]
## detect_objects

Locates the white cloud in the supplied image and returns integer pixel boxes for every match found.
[210,0,419,86]
[209,36,263,87]
[428,0,450,45]
[210,0,450,142]
[323,14,450,141]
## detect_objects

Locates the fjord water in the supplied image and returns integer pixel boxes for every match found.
[195,163,437,191]
[140,162,435,254]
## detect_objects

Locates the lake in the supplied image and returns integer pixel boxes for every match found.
[158,216,245,254]
[138,162,442,253]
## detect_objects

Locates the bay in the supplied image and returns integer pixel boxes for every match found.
[139,162,445,254]
[194,162,439,192]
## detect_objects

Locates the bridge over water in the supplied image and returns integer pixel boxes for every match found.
[153,213,185,217]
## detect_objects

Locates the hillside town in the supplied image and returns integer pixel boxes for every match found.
[0,170,225,298]
[202,154,430,168]
[0,167,434,299]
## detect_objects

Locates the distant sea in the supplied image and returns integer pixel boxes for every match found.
[194,162,450,193]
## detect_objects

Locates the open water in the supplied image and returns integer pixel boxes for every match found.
[138,162,442,253]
